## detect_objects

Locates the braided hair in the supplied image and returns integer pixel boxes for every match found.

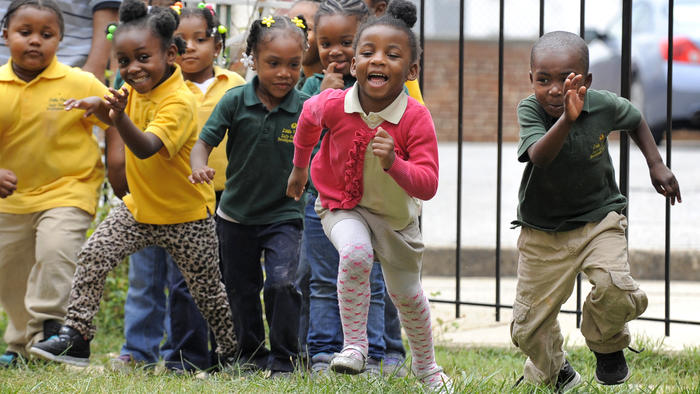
[1,0,64,39]
[245,15,308,58]
[314,0,369,29]
[354,0,419,62]
[116,0,186,55]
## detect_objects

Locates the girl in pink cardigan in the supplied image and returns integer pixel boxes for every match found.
[287,1,451,391]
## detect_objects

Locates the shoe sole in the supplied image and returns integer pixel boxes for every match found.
[595,368,631,385]
[29,347,89,367]
[560,371,582,392]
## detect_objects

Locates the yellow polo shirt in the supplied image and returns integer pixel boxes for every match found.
[184,66,245,191]
[122,64,215,224]
[0,57,106,215]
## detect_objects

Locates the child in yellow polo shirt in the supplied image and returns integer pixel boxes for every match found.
[0,0,108,367]
[30,0,238,367]
[109,5,248,372]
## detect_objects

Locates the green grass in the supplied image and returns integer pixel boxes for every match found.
[2,314,700,394]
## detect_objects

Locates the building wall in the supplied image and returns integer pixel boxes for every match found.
[422,39,533,142]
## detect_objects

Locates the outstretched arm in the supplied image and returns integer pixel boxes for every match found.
[64,96,113,125]
[629,118,681,204]
[105,127,128,198]
[189,139,215,184]
[527,73,587,167]
[105,87,164,159]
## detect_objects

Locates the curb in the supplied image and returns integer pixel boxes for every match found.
[422,247,700,281]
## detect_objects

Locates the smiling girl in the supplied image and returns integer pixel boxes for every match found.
[287,1,451,390]
[188,15,309,376]
[0,0,109,367]
[30,0,238,367]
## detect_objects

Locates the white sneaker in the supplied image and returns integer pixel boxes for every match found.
[419,368,453,393]
[329,347,365,375]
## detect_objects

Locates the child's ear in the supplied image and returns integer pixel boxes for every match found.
[166,43,178,65]
[584,72,593,89]
[406,62,419,81]
[350,57,357,78]
[529,70,533,85]
[215,40,223,57]
[1,28,7,40]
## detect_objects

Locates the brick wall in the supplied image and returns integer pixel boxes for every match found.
[422,39,533,142]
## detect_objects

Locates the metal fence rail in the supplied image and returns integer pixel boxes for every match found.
[423,0,698,336]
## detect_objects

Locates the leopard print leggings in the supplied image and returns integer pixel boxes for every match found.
[65,203,237,356]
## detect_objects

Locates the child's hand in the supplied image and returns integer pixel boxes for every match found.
[320,62,345,91]
[649,161,682,205]
[64,96,105,117]
[286,166,308,201]
[105,87,129,121]
[563,72,587,123]
[0,169,17,198]
[372,127,396,170]
[189,166,216,184]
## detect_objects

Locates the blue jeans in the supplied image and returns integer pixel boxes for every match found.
[217,218,303,372]
[302,195,393,361]
[120,246,210,370]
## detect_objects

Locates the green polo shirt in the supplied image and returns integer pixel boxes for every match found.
[199,76,309,225]
[513,89,642,232]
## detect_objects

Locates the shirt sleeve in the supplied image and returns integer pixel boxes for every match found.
[84,71,110,130]
[90,0,121,11]
[516,96,548,163]
[293,90,328,168]
[610,91,642,131]
[385,106,439,200]
[199,91,235,148]
[146,97,196,159]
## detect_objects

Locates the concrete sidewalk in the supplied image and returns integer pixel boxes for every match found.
[424,277,700,351]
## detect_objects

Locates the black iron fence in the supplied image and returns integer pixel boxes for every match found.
[421,0,700,337]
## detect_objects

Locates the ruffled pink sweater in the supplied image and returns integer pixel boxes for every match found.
[292,88,439,211]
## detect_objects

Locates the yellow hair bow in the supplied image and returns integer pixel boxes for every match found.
[291,16,305,30]
[261,16,275,28]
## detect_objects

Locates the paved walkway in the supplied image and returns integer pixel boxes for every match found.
[421,141,700,351]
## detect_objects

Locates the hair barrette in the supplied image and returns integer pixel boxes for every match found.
[291,16,305,30]
[170,4,181,14]
[240,53,254,68]
[261,16,275,28]
[217,25,227,35]
[105,23,117,41]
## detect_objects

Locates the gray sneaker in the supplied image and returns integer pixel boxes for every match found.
[329,347,365,375]
[310,352,333,374]
[381,352,408,377]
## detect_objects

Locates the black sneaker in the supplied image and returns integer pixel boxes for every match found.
[43,319,62,340]
[594,350,631,385]
[555,360,582,392]
[29,326,90,367]
[0,351,23,368]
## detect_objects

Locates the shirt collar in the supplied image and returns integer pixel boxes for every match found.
[343,82,408,125]
[242,75,300,113]
[582,90,590,113]
[141,63,185,102]
[0,56,66,83]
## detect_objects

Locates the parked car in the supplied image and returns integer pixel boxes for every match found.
[586,0,700,143]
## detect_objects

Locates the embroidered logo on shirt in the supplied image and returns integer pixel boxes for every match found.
[47,97,67,111]
[277,121,297,143]
[590,132,606,159]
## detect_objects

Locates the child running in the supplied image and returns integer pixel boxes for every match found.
[0,0,108,367]
[510,31,681,391]
[30,0,238,367]
[287,1,451,390]
[189,15,309,377]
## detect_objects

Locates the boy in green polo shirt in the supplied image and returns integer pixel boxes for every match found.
[511,31,681,391]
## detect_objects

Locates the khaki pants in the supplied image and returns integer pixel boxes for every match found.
[0,207,92,356]
[510,211,648,385]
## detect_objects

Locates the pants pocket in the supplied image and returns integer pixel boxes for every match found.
[609,271,639,291]
[510,299,531,347]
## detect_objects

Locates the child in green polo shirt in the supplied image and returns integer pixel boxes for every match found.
[511,31,681,391]
[188,15,309,377]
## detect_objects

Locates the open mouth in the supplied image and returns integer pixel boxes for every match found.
[367,72,388,87]
[129,74,149,85]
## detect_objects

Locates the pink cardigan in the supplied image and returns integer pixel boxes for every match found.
[292,88,439,211]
